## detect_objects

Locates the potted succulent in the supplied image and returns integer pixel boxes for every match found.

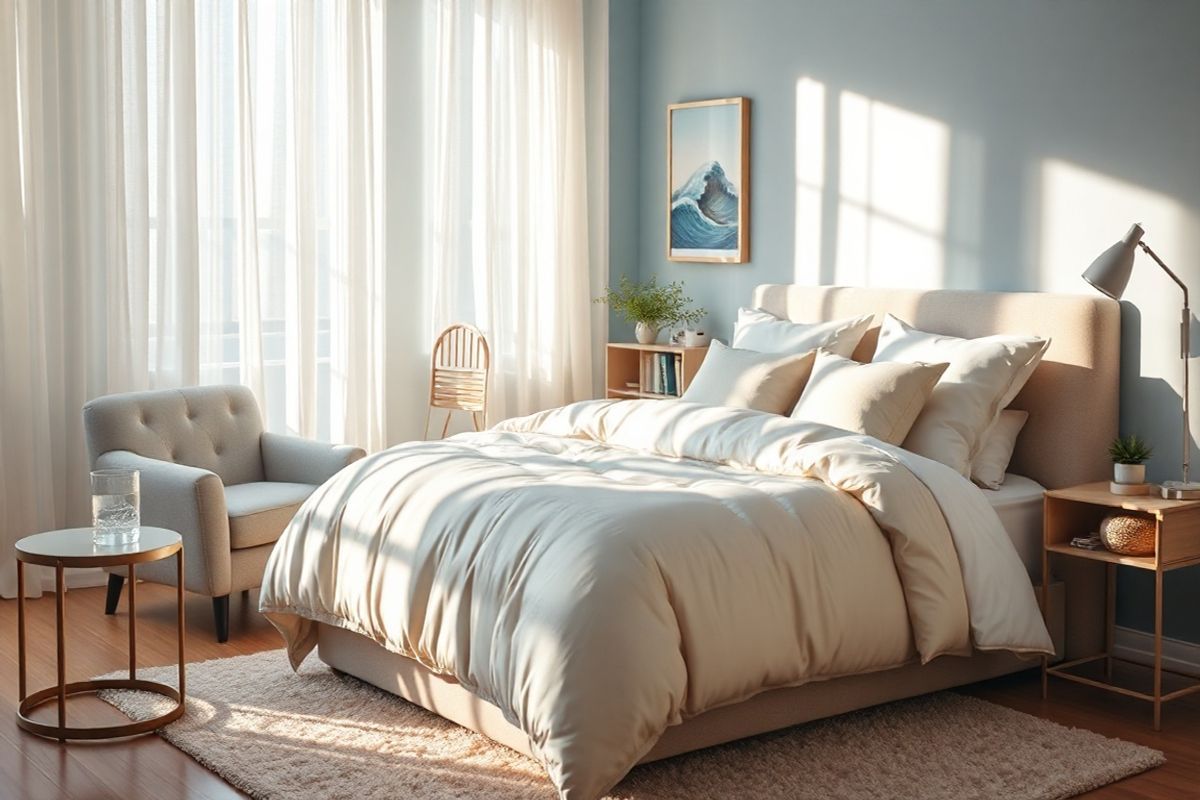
[1109,434,1153,485]
[594,276,706,345]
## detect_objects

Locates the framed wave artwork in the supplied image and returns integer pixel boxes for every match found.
[667,96,750,263]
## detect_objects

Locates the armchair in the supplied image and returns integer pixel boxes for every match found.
[83,385,364,641]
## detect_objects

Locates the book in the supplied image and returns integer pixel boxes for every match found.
[663,353,677,396]
[1069,534,1105,551]
[674,355,683,395]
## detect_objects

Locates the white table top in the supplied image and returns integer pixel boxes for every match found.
[15,527,181,567]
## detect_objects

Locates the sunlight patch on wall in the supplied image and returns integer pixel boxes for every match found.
[792,83,950,288]
[835,92,949,288]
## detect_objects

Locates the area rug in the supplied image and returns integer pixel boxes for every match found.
[99,650,1163,800]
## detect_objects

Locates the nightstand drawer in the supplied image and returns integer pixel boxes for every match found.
[1159,511,1200,565]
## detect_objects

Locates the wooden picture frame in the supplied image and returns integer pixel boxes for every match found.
[667,97,750,263]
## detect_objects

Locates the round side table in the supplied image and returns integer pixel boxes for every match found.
[15,527,186,741]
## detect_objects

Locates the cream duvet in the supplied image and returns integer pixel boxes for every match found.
[260,400,1052,800]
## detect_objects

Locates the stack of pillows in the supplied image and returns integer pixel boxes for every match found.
[680,307,1050,489]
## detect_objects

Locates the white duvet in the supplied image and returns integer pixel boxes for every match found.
[261,400,1052,799]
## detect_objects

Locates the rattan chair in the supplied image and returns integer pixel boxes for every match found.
[425,323,491,439]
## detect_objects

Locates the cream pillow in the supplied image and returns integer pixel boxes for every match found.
[681,341,816,414]
[731,308,873,357]
[971,410,1029,489]
[790,350,948,445]
[872,314,1049,476]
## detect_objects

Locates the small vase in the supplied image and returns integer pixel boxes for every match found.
[635,322,660,345]
[1113,463,1146,485]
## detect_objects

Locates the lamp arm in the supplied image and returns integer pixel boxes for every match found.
[1138,240,1192,485]
[1138,240,1189,308]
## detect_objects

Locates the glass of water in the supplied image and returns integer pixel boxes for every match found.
[91,468,141,547]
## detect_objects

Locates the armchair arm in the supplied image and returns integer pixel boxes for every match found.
[95,450,232,597]
[260,432,365,485]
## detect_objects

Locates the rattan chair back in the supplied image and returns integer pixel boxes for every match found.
[425,323,491,438]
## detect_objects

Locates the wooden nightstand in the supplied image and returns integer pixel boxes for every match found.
[605,343,708,400]
[1041,482,1200,729]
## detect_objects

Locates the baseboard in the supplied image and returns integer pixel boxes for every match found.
[4,567,107,599]
[1111,625,1200,678]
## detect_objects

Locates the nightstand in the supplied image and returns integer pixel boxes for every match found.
[1041,482,1200,729]
[604,343,708,400]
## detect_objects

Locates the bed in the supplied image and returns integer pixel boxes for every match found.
[260,285,1119,800]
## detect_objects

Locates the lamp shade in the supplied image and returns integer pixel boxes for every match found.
[1082,223,1143,300]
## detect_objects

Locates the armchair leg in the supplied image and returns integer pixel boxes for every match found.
[213,595,230,643]
[104,574,125,615]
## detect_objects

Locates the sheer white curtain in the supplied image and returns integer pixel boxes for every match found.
[426,0,594,423]
[0,0,383,599]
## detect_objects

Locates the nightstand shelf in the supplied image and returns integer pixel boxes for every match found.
[1043,543,1157,570]
[1042,481,1200,730]
[605,342,708,400]
[606,388,678,400]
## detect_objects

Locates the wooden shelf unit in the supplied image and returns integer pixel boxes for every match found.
[1041,481,1200,730]
[605,342,708,400]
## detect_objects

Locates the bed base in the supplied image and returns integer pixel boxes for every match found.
[315,581,1065,766]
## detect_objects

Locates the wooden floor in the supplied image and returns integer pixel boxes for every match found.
[1,584,1197,799]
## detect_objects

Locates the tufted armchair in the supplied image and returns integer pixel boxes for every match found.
[83,385,365,642]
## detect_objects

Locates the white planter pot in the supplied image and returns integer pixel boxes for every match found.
[635,322,660,345]
[1113,463,1146,485]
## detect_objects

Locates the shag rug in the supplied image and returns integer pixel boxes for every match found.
[99,651,1163,800]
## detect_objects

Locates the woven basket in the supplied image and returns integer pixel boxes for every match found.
[1099,514,1156,556]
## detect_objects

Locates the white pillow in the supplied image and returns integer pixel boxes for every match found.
[971,410,1029,489]
[681,341,816,414]
[790,350,948,445]
[872,314,1050,476]
[732,308,873,357]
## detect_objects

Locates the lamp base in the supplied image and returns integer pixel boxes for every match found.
[1161,480,1200,500]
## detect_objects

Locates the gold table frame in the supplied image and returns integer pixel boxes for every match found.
[15,529,185,741]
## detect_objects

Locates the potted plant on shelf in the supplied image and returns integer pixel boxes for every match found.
[1108,434,1153,490]
[676,307,709,347]
[594,276,706,345]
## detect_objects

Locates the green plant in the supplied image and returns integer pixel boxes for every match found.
[1108,434,1153,465]
[593,276,706,328]
[675,306,707,329]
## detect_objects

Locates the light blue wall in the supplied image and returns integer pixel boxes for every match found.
[615,0,1200,642]
[605,0,642,341]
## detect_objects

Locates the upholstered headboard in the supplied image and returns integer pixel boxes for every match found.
[753,285,1121,490]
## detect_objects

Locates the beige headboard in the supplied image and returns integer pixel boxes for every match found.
[753,284,1121,490]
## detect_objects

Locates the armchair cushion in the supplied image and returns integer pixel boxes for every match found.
[261,432,365,486]
[224,481,316,550]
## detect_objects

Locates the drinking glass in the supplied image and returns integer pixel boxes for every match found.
[91,468,141,547]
